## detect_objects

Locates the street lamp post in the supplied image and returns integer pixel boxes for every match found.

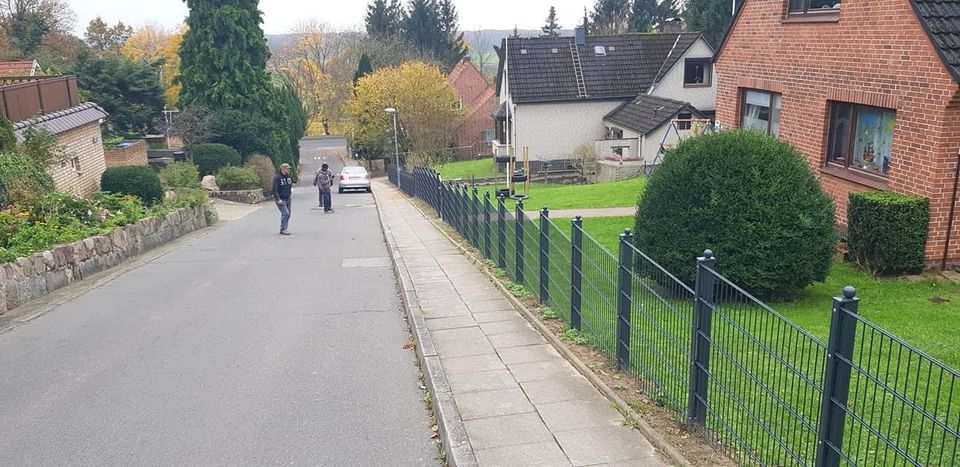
[385,107,400,189]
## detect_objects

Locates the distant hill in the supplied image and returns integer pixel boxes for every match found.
[266,29,575,56]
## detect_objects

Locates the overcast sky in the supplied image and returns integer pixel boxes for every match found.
[67,0,593,35]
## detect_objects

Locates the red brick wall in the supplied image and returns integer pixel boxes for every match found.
[715,0,960,265]
[448,59,496,159]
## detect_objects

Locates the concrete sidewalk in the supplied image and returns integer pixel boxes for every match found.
[374,180,666,467]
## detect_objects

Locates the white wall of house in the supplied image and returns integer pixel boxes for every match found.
[649,38,717,111]
[514,100,625,161]
[640,123,695,163]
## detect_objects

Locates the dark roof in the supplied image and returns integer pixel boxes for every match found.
[717,0,960,84]
[603,95,704,135]
[492,101,506,119]
[498,32,702,103]
[13,102,107,138]
[911,0,960,82]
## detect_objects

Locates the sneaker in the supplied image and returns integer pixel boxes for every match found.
[325,209,335,213]
[280,230,291,235]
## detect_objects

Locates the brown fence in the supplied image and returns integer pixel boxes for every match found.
[0,76,80,123]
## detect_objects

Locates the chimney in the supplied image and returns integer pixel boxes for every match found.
[658,18,683,33]
[575,26,586,46]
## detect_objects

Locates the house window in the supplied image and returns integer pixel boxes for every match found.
[608,127,624,140]
[676,112,692,131]
[826,102,895,176]
[612,146,624,157]
[70,156,81,172]
[740,90,782,136]
[684,59,712,87]
[789,0,840,14]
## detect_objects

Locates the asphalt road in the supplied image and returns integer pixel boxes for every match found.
[0,139,436,465]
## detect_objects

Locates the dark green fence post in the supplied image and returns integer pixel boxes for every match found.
[472,186,480,246]
[688,250,717,425]
[539,207,550,303]
[570,216,583,331]
[516,199,525,284]
[815,286,860,467]
[437,181,443,219]
[483,192,492,258]
[616,229,634,371]
[497,194,506,269]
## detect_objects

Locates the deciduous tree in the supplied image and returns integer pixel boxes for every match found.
[345,61,462,165]
[83,16,132,55]
[121,24,185,107]
[0,0,73,57]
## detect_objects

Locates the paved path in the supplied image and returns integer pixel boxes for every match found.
[0,141,435,465]
[374,180,665,467]
[525,207,636,219]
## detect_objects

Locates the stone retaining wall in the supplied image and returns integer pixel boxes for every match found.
[208,190,267,204]
[0,205,208,314]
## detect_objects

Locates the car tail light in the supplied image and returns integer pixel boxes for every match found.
[339,175,345,181]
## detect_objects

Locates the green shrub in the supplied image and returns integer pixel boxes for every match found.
[215,166,261,191]
[159,161,201,189]
[190,143,241,176]
[100,166,165,205]
[634,129,837,297]
[244,154,276,194]
[0,154,55,207]
[847,191,929,275]
[0,117,15,152]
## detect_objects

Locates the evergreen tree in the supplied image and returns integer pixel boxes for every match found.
[402,0,464,69]
[71,53,164,135]
[437,0,467,66]
[541,6,560,37]
[365,0,403,38]
[510,25,520,38]
[589,0,630,35]
[353,53,373,85]
[683,0,733,47]
[630,0,678,32]
[177,0,274,112]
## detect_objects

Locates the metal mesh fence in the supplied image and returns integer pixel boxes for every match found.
[574,226,618,357]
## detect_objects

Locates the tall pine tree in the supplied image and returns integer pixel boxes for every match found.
[683,0,733,47]
[402,0,465,69]
[589,0,631,35]
[353,53,373,85]
[177,0,273,112]
[630,0,678,32]
[541,6,560,37]
[437,0,467,66]
[365,0,403,38]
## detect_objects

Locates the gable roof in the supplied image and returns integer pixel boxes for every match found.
[717,0,960,84]
[13,102,108,139]
[911,0,960,82]
[497,32,702,103]
[0,60,40,77]
[604,95,704,135]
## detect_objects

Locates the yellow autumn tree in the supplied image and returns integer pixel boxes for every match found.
[345,61,463,165]
[121,24,185,107]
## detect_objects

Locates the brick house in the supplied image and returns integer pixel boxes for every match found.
[446,57,497,160]
[715,0,960,266]
[0,60,40,77]
[494,27,716,164]
[2,76,108,197]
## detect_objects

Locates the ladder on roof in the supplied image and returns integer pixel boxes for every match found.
[570,42,588,99]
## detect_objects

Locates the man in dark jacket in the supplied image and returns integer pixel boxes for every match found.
[313,163,335,213]
[273,163,294,235]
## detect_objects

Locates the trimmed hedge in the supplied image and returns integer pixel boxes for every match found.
[215,166,261,191]
[190,143,241,176]
[847,191,929,275]
[634,129,837,297]
[100,166,164,205]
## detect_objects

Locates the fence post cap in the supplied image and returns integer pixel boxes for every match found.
[620,228,633,238]
[701,249,714,260]
[842,286,857,299]
[541,206,549,213]
[497,192,505,199]
[517,199,524,208]
[573,215,582,222]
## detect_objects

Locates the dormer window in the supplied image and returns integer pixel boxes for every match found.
[788,0,840,15]
[684,59,712,87]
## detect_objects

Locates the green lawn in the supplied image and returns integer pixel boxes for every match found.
[436,157,497,181]
[471,176,647,211]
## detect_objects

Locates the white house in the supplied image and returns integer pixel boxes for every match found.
[493,26,717,167]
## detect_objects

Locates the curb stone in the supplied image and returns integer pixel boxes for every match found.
[395,186,692,467]
[372,191,479,467]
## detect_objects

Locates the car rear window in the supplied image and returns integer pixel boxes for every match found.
[343,167,367,174]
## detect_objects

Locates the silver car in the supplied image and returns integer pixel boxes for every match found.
[338,166,372,193]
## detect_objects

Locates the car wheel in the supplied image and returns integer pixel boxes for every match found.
[366,187,372,193]
[338,187,343,194]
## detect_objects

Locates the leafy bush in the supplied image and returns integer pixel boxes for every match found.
[215,166,261,191]
[244,154,276,194]
[18,125,68,167]
[0,117,15,152]
[100,166,165,205]
[847,191,929,275]
[634,130,837,297]
[159,161,201,189]
[0,154,56,207]
[190,143,241,176]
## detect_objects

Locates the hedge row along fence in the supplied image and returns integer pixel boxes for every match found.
[847,191,930,275]
[389,166,960,467]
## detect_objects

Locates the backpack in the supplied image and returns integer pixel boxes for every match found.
[315,169,332,187]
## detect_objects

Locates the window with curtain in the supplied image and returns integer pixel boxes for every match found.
[826,102,895,176]
[789,0,841,14]
[740,90,782,136]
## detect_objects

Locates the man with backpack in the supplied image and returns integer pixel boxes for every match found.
[313,163,335,213]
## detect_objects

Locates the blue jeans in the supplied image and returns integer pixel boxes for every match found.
[319,189,332,211]
[277,198,291,231]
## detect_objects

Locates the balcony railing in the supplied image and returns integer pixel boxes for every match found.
[491,140,513,157]
[595,138,639,161]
